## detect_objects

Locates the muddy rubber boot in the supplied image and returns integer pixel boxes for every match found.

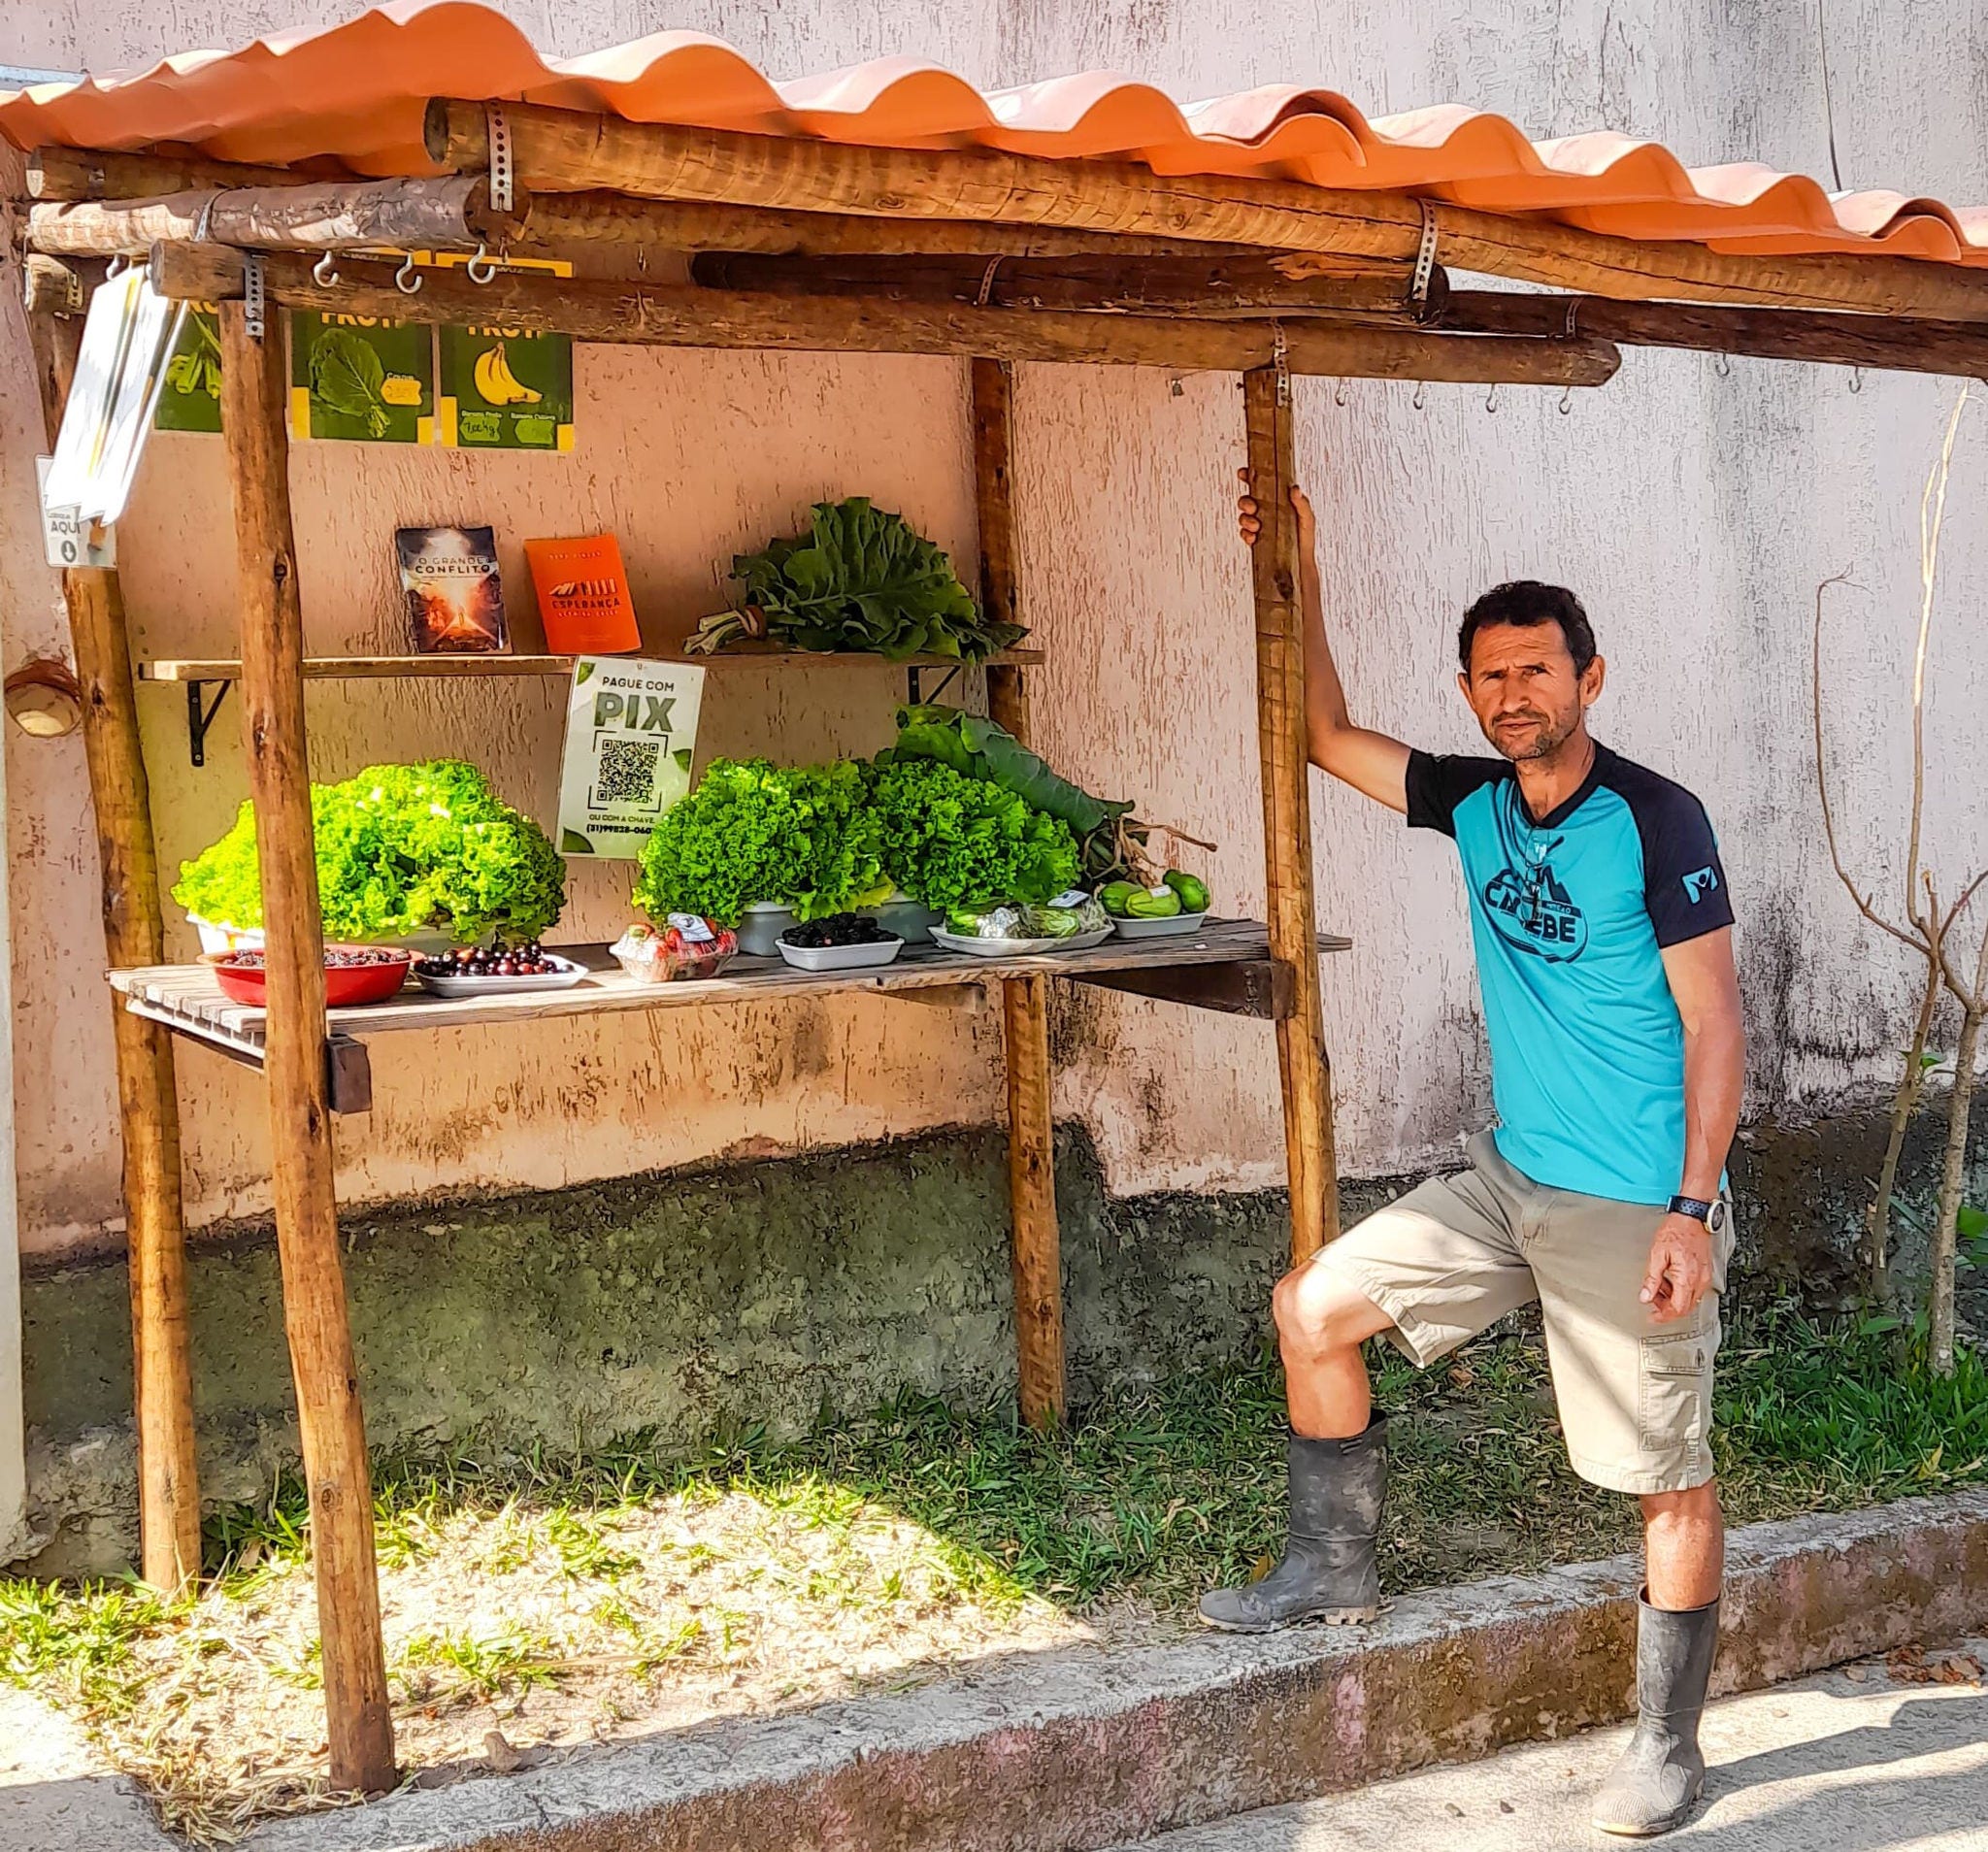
[1198,1417,1385,1633]
[1591,1592,1721,1836]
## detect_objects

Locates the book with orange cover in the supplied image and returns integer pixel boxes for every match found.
[524,533,641,654]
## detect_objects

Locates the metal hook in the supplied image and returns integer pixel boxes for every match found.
[1848,365,1865,394]
[466,244,498,285]
[1484,380,1501,414]
[312,250,340,288]
[105,253,130,279]
[394,252,424,296]
[1714,350,1732,380]
[1558,383,1574,417]
[1411,379,1428,413]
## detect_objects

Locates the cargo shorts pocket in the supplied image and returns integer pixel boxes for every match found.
[1639,1328,1714,1452]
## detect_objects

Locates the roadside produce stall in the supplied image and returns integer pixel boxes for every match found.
[8,4,1988,1795]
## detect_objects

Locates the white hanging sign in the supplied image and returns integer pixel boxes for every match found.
[36,458,116,569]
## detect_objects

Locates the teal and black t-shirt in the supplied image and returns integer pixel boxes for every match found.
[1406,742,1734,1207]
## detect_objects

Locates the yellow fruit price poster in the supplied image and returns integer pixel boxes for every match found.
[287,311,435,445]
[439,322,574,451]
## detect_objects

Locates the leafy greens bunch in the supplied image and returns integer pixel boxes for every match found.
[886,704,1149,881]
[174,760,566,941]
[869,759,1079,912]
[633,758,888,926]
[688,499,1027,662]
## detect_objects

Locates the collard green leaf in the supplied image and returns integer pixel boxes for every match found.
[308,326,389,438]
[729,498,1025,662]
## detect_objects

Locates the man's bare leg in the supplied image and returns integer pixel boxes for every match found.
[1200,1264,1396,1632]
[1273,1261,1397,1438]
[1593,1480,1725,1835]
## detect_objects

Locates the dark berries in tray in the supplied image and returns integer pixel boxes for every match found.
[221,947,407,970]
[414,941,564,978]
[779,914,896,949]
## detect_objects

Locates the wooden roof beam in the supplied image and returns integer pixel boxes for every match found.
[690,251,1440,320]
[26,144,322,200]
[23,176,516,257]
[424,97,1988,321]
[1441,289,1988,379]
[150,241,1618,385]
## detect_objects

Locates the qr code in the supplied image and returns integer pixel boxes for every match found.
[595,737,661,804]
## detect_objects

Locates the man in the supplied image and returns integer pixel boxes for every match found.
[1204,474,1745,1839]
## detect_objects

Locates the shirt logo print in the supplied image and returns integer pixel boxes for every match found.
[1481,859,1589,962]
[1681,866,1719,904]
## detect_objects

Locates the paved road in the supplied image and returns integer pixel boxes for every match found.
[1113,1640,1988,1852]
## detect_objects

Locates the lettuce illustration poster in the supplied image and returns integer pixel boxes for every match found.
[287,312,434,444]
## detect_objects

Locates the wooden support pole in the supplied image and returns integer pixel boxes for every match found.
[152,244,1619,385]
[1243,367,1341,1263]
[28,144,316,200]
[1440,289,1988,380]
[975,357,1064,1427]
[426,97,1988,320]
[25,176,511,258]
[24,310,201,1595]
[215,303,395,1795]
[693,251,1434,319]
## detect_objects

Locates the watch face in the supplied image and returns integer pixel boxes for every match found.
[1706,1199,1731,1236]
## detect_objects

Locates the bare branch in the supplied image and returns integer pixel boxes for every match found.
[1812,570,1927,953]
[1905,384,1972,935]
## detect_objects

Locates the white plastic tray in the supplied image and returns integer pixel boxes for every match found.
[776,936,906,972]
[930,926,1113,958]
[1110,910,1210,940]
[413,952,591,998]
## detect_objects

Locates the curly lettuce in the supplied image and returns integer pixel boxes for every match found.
[633,758,889,926]
[173,759,566,941]
[869,759,1078,911]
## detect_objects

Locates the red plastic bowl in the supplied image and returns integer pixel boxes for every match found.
[207,944,413,1008]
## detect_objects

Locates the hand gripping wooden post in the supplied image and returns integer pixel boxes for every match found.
[1243,367,1342,1263]
[215,302,395,1792]
[974,357,1065,1427]
[24,309,201,1595]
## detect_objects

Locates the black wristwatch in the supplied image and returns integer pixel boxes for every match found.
[1668,1195,1730,1236]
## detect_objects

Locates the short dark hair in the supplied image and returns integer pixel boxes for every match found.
[1457,580,1597,677]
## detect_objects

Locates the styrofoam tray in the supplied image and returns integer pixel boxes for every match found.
[414,952,591,997]
[1110,910,1210,940]
[776,935,905,971]
[930,926,1113,958]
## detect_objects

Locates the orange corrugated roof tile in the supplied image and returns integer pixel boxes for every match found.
[3,0,1983,268]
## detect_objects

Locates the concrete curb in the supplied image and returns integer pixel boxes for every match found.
[245,1488,1988,1852]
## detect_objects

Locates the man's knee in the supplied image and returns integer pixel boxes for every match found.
[1640,1477,1722,1527]
[1273,1262,1382,1357]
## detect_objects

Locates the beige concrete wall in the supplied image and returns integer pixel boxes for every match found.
[5,1,1988,1261]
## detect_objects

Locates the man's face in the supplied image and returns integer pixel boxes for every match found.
[1457,621,1604,763]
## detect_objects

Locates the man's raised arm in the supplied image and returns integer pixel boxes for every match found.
[1237,471,1410,813]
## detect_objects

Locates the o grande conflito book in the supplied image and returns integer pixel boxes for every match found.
[396,524,510,653]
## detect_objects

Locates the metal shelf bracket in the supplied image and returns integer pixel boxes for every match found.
[186,678,232,766]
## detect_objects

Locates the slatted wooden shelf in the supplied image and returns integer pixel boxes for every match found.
[137,645,1045,681]
[109,917,1349,1112]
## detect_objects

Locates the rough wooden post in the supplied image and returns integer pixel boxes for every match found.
[1242,366,1341,1262]
[216,302,395,1792]
[25,307,202,1594]
[974,356,1064,1427]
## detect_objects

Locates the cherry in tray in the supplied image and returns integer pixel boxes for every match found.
[414,941,564,978]
[779,914,896,949]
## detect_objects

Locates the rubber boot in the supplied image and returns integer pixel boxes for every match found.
[1198,1416,1385,1633]
[1591,1592,1721,1836]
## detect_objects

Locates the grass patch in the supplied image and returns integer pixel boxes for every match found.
[2,1301,1981,1840]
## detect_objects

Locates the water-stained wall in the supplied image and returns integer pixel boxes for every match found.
[5,0,1988,1261]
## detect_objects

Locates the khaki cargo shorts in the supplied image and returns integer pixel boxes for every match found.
[1315,1132,1734,1495]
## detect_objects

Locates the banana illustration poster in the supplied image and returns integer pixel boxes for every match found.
[154,305,223,434]
[438,320,574,451]
[287,311,436,444]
